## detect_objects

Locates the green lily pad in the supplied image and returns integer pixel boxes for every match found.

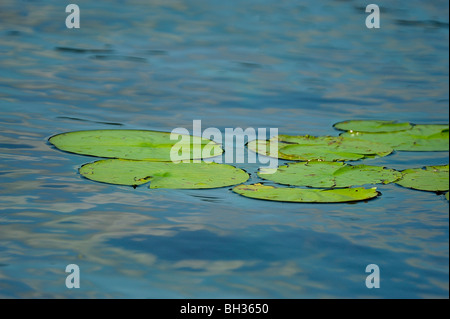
[395,164,449,192]
[80,159,249,189]
[248,135,393,161]
[49,130,223,161]
[333,120,413,133]
[232,184,379,203]
[258,161,402,188]
[445,192,449,201]
[341,124,449,151]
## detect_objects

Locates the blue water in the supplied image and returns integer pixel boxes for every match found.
[0,0,448,298]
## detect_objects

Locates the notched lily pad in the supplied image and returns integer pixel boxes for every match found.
[80,159,249,189]
[248,135,393,162]
[49,129,223,161]
[333,120,413,133]
[341,124,449,151]
[395,164,449,192]
[258,161,402,188]
[232,184,380,203]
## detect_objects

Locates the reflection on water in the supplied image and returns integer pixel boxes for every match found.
[0,0,449,298]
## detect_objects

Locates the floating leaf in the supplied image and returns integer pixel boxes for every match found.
[232,184,379,203]
[395,164,449,192]
[247,138,283,159]
[258,161,402,188]
[49,130,223,161]
[248,135,393,161]
[79,159,249,189]
[341,124,449,151]
[446,192,449,201]
[333,120,413,133]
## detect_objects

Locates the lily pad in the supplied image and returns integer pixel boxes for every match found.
[258,161,402,188]
[49,130,223,161]
[79,159,249,189]
[232,184,379,203]
[341,124,449,151]
[446,192,449,201]
[333,120,413,133]
[248,135,393,161]
[395,164,449,192]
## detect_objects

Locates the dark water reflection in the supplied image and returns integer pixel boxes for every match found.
[0,0,448,298]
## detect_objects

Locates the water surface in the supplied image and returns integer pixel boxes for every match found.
[0,0,448,298]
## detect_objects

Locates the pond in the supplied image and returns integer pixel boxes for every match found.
[0,0,448,298]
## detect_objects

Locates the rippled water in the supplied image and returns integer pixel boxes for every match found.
[0,0,448,298]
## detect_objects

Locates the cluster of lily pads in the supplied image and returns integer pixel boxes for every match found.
[48,120,449,203]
